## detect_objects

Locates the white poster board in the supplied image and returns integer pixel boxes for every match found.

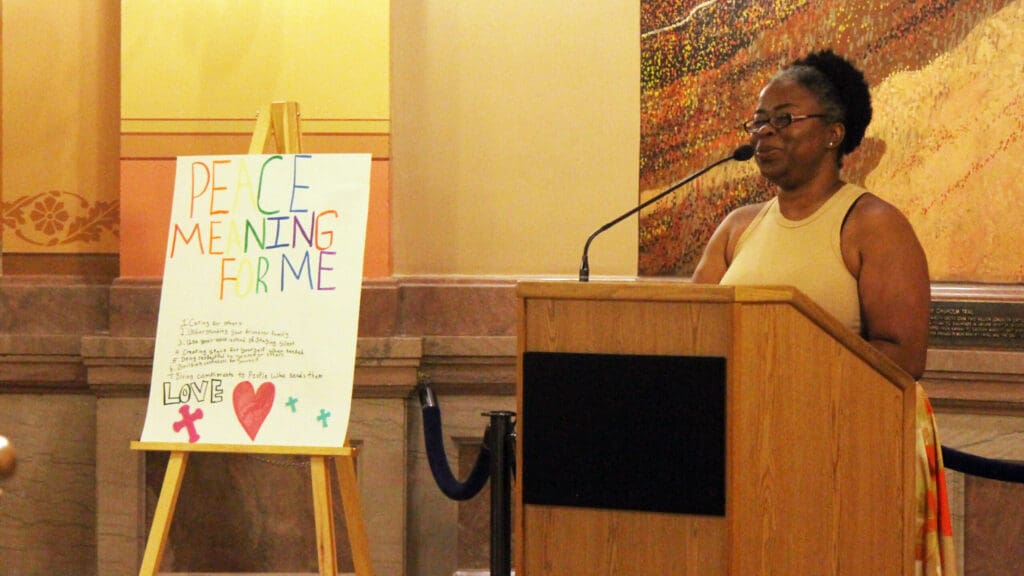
[140,153,371,448]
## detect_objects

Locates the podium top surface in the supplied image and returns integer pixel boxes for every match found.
[517,279,798,303]
[516,279,913,390]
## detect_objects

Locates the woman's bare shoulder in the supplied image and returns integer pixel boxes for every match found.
[692,201,769,283]
[846,192,915,237]
[722,201,768,230]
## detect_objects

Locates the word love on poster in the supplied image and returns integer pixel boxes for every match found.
[140,154,371,448]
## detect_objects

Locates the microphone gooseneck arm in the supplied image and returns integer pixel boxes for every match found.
[579,144,754,282]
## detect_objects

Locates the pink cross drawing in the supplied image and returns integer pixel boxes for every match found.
[172,404,204,443]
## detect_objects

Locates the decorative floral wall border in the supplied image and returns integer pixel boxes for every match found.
[2,190,119,247]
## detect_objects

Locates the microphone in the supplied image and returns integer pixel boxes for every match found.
[578,144,754,282]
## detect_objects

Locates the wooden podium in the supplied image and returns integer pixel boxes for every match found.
[515,281,916,575]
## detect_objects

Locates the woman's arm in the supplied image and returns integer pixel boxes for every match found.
[845,196,931,379]
[691,219,732,284]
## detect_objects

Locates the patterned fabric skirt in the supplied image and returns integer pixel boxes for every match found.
[916,383,957,575]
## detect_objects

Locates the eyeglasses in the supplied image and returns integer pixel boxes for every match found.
[742,113,828,134]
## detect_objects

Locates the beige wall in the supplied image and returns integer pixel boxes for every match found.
[1,0,120,255]
[118,1,394,279]
[391,2,640,277]
[121,0,389,130]
[4,1,640,276]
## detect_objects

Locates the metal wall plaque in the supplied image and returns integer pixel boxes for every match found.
[930,300,1024,349]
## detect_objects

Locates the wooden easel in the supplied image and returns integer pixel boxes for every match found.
[132,101,374,576]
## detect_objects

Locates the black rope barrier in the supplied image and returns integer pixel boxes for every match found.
[421,384,492,500]
[418,382,516,576]
[942,446,1024,484]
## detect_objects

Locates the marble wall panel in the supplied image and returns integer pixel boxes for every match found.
[0,278,109,335]
[0,394,98,575]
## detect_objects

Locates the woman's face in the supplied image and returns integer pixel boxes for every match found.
[749,78,841,190]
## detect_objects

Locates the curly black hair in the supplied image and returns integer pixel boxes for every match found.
[776,49,872,158]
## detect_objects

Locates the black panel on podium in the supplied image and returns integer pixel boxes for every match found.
[521,352,726,516]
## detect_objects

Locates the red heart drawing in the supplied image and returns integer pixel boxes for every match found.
[233,381,276,441]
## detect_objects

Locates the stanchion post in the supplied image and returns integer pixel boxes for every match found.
[485,411,516,576]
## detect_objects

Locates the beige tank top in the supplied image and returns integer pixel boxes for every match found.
[720,183,867,334]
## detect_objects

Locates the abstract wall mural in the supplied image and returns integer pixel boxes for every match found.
[640,0,1024,282]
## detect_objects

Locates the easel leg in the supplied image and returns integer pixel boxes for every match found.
[311,456,339,576]
[138,451,189,576]
[336,454,375,576]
